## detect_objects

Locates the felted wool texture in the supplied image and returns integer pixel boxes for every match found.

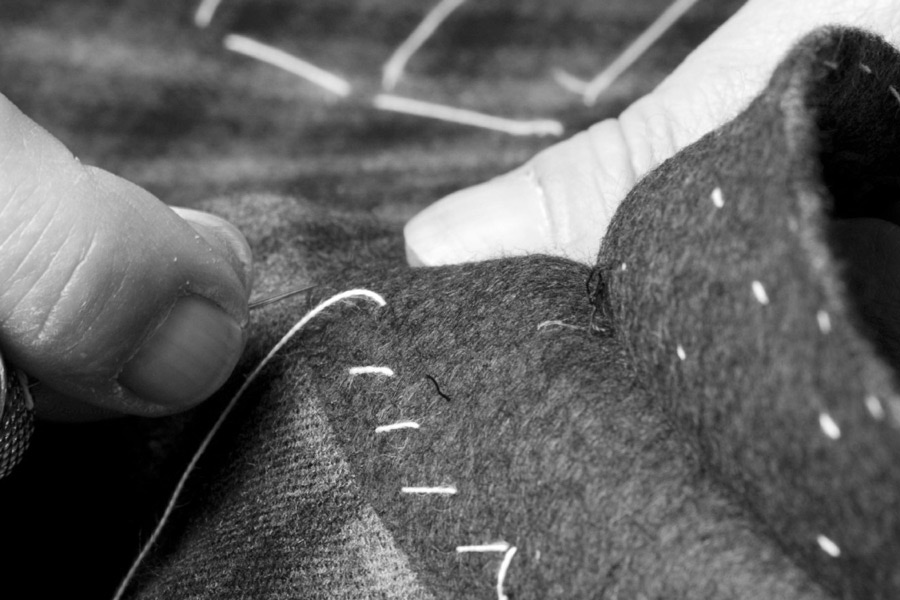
[598,27,900,599]
[130,207,826,599]
[0,2,746,597]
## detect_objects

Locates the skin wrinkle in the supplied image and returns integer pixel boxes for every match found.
[34,227,100,347]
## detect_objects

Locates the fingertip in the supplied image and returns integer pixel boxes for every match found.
[403,169,552,267]
[170,207,254,293]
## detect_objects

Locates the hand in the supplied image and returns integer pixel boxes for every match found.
[404,0,900,266]
[0,93,253,421]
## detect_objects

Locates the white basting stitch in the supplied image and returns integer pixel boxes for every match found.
[401,486,458,495]
[224,34,352,97]
[817,310,832,334]
[751,280,770,306]
[866,395,886,421]
[676,344,686,361]
[551,69,589,94]
[112,289,387,600]
[456,542,511,553]
[580,0,702,104]
[496,546,518,600]
[349,366,395,377]
[890,85,900,107]
[375,421,421,433]
[711,187,724,208]
[817,535,841,558]
[194,0,223,27]
[819,413,841,440]
[859,63,873,74]
[373,94,563,137]
[382,0,467,90]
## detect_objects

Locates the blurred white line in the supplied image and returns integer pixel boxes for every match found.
[194,0,223,28]
[224,34,352,98]
[374,94,563,137]
[382,0,468,90]
[582,0,702,104]
[551,69,589,94]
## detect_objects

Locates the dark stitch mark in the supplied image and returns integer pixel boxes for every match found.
[586,264,614,337]
[425,374,452,402]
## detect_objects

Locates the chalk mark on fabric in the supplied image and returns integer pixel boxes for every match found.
[457,542,511,553]
[373,94,563,137]
[711,187,724,208]
[818,413,841,440]
[349,366,396,377]
[382,0,467,90]
[401,486,458,495]
[565,0,702,104]
[425,374,453,402]
[194,0,223,27]
[111,289,387,600]
[817,534,841,558]
[497,546,518,600]
[751,280,770,306]
[376,421,421,433]
[224,34,352,97]
[866,394,886,421]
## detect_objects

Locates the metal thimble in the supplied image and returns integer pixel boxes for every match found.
[0,353,34,480]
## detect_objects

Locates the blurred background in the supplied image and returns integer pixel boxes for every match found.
[0,0,744,217]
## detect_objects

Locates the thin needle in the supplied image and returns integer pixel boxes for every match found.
[249,285,318,311]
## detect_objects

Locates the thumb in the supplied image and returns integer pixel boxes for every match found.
[404,0,900,266]
[0,93,253,419]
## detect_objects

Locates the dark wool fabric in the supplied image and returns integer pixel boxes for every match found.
[137,28,899,599]
[1,2,900,600]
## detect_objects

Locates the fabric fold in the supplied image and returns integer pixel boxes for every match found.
[598,26,900,598]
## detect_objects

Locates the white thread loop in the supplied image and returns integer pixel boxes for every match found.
[819,413,841,440]
[373,94,563,137]
[817,534,841,558]
[752,280,770,305]
[375,421,421,433]
[497,546,518,600]
[382,0,467,90]
[456,542,511,553]
[817,310,832,334]
[401,486,457,495]
[112,289,386,600]
[536,320,584,332]
[224,34,352,97]
[866,395,886,420]
[349,366,395,377]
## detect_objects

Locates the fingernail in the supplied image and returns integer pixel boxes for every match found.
[119,296,245,409]
[172,207,253,289]
[403,167,553,267]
